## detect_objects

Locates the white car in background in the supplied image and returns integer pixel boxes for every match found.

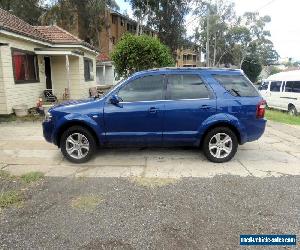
[259,70,300,115]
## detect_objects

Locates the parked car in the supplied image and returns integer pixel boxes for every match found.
[258,70,300,115]
[43,67,267,163]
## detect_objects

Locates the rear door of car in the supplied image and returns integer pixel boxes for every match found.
[163,72,217,146]
[282,81,300,111]
[211,73,263,139]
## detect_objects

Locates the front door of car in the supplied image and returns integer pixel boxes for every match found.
[268,81,283,108]
[163,73,217,146]
[103,74,166,145]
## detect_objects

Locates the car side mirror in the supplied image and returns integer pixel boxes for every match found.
[110,94,123,106]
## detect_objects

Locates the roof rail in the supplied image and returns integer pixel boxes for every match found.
[147,67,242,72]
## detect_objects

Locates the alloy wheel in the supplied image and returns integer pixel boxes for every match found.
[65,133,90,159]
[209,133,233,159]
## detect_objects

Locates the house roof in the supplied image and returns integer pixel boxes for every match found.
[97,52,110,62]
[0,8,97,52]
[35,25,82,44]
[0,8,48,42]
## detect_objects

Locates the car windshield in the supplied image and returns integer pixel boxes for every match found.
[102,78,127,97]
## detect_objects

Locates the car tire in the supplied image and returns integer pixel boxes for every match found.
[60,126,96,163]
[203,127,238,163]
[288,105,297,116]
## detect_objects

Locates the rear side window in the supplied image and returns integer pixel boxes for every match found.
[213,74,259,97]
[294,82,300,93]
[270,81,282,92]
[167,74,210,100]
[118,75,164,102]
[285,81,293,92]
[285,81,300,93]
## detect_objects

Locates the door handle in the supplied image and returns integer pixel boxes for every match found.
[200,105,213,110]
[149,107,159,113]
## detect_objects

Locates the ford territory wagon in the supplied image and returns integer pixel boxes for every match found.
[43,68,267,163]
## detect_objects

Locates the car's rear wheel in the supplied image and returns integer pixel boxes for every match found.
[203,127,238,163]
[288,105,297,116]
[60,126,96,163]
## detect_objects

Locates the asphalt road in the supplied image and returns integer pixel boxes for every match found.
[1,176,299,249]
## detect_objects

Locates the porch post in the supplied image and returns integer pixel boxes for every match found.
[103,65,106,84]
[65,55,71,99]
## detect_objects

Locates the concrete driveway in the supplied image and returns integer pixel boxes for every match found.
[1,120,300,178]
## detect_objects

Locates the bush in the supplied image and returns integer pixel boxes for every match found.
[241,57,262,83]
[111,34,175,77]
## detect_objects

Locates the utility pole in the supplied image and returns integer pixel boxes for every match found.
[206,6,210,67]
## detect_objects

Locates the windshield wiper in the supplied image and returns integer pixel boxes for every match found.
[231,88,241,97]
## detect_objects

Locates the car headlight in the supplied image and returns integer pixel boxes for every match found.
[45,111,52,122]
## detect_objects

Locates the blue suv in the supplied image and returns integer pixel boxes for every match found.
[43,68,266,163]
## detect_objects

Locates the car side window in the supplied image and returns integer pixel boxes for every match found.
[293,81,300,93]
[118,75,164,102]
[270,81,282,92]
[167,74,210,100]
[285,81,293,92]
[213,74,259,97]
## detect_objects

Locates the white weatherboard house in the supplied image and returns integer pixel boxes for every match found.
[0,8,98,114]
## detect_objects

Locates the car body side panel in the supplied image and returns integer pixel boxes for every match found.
[51,113,106,146]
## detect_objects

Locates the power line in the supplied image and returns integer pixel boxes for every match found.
[256,0,278,12]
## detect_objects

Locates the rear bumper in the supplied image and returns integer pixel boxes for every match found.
[246,118,267,142]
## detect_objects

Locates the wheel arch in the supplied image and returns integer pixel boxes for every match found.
[199,122,242,147]
[55,120,100,148]
[288,103,296,109]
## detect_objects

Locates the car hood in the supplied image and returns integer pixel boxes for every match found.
[51,98,95,109]
[49,97,105,115]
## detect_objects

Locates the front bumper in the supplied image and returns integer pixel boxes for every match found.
[42,120,54,143]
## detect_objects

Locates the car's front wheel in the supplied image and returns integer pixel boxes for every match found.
[203,127,238,163]
[60,126,96,163]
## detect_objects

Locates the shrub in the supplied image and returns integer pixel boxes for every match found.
[111,34,175,77]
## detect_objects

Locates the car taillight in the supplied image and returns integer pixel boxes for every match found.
[256,100,266,118]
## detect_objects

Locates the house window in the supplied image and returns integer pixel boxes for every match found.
[112,15,118,24]
[12,49,39,83]
[112,36,116,45]
[84,58,94,81]
[121,19,125,26]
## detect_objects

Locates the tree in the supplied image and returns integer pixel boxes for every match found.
[0,0,44,25]
[193,0,236,67]
[241,56,262,83]
[126,0,154,35]
[192,1,279,69]
[42,0,119,47]
[111,34,174,77]
[127,0,189,52]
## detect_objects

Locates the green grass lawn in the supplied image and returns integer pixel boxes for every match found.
[265,109,300,125]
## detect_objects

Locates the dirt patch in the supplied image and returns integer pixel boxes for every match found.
[131,177,179,188]
[70,195,103,211]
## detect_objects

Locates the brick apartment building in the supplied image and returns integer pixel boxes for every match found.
[175,48,201,68]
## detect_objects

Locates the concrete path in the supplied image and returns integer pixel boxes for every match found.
[1,121,300,178]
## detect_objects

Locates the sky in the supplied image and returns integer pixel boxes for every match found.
[116,0,300,61]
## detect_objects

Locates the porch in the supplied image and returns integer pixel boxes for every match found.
[35,49,96,101]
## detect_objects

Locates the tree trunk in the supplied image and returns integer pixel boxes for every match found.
[213,34,217,67]
[240,56,245,69]
[136,17,140,35]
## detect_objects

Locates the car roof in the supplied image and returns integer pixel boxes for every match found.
[133,67,243,76]
[266,70,300,81]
